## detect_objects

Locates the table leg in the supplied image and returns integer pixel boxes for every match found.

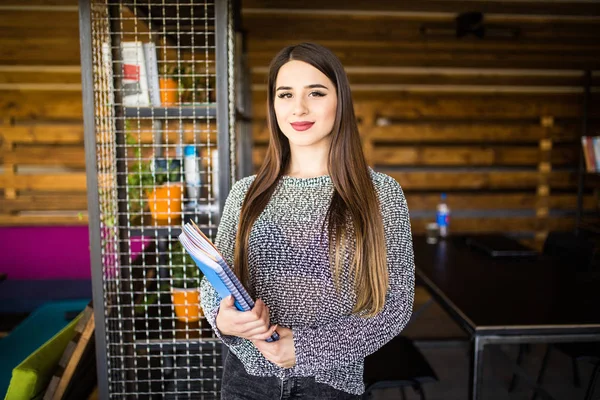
[469,335,484,400]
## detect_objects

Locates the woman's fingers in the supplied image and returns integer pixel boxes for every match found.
[219,295,236,309]
[247,324,278,341]
[235,298,271,325]
[255,299,271,327]
[217,296,273,339]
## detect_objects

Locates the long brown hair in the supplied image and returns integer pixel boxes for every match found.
[234,43,388,316]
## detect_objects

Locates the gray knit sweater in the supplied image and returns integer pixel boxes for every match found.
[199,169,415,395]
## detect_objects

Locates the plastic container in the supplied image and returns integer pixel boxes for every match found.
[211,150,219,201]
[436,193,450,238]
[147,183,183,220]
[184,145,201,205]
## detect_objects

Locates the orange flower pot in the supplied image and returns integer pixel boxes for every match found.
[159,78,179,105]
[171,287,203,322]
[146,183,183,220]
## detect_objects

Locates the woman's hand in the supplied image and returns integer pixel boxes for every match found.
[251,326,296,369]
[215,296,278,340]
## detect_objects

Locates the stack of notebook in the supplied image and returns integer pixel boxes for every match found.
[178,221,279,342]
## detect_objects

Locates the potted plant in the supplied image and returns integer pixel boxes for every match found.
[159,63,179,106]
[170,241,204,322]
[126,134,183,221]
[161,63,216,105]
[145,158,183,221]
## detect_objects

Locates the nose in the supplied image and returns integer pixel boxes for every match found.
[292,96,308,116]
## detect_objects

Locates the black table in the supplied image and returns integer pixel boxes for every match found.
[413,235,600,400]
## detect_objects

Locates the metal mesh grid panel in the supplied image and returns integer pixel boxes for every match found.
[85,0,234,397]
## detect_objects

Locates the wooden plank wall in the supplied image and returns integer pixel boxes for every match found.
[1,0,599,247]
[0,2,187,226]
[243,1,600,248]
[0,2,86,225]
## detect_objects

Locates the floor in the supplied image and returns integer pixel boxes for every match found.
[370,340,596,400]
[71,342,600,400]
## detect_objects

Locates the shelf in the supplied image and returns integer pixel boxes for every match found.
[131,300,215,348]
[128,217,218,238]
[124,104,217,119]
[134,338,221,353]
[128,203,219,237]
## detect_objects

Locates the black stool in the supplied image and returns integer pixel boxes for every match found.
[363,335,438,400]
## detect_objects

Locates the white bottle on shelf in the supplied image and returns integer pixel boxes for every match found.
[436,193,450,238]
[211,150,219,202]
[183,145,200,206]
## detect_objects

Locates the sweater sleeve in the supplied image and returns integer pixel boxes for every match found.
[199,176,254,347]
[292,176,415,374]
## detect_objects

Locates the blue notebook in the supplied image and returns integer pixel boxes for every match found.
[178,221,279,342]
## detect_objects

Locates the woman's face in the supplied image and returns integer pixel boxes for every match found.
[273,60,338,150]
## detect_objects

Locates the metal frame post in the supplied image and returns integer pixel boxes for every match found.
[215,0,232,215]
[78,1,109,397]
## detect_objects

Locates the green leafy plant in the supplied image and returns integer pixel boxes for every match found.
[163,62,216,104]
[126,133,180,217]
[170,241,203,289]
[134,241,202,315]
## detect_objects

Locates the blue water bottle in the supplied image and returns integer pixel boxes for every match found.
[436,193,450,238]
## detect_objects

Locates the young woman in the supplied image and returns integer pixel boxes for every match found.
[200,42,415,399]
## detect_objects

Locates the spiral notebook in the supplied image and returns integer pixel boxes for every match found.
[178,221,279,342]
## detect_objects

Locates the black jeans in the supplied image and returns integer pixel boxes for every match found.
[220,352,361,400]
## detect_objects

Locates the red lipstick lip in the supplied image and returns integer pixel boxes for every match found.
[290,122,315,131]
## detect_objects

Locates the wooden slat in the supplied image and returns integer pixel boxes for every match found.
[44,303,95,400]
[252,121,582,143]
[1,124,84,144]
[0,69,81,85]
[253,68,600,88]
[244,14,600,41]
[0,11,78,30]
[367,123,580,143]
[404,193,593,211]
[254,83,594,95]
[410,216,575,234]
[1,145,85,167]
[369,145,577,166]
[244,16,600,70]
[0,214,88,225]
[374,146,540,166]
[0,91,82,119]
[386,170,575,190]
[248,50,600,70]
[0,173,86,191]
[361,96,596,119]
[248,152,587,206]
[243,0,600,17]
[0,193,88,213]
[251,95,598,119]
[252,145,569,168]
[248,38,600,57]
[1,1,79,7]
[0,38,81,65]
